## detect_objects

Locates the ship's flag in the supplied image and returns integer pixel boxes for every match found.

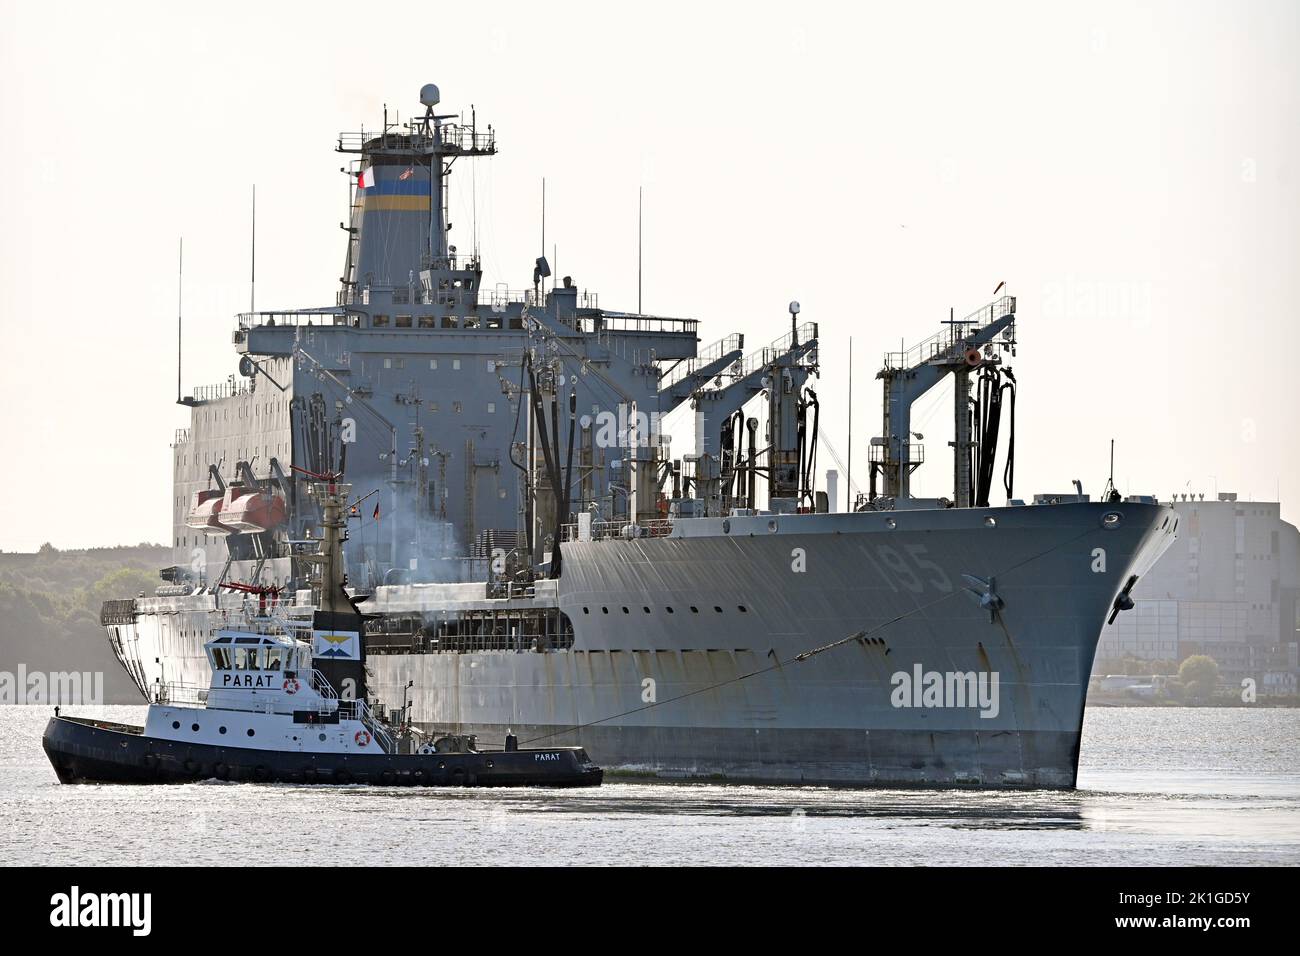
[358,167,375,190]
[398,166,415,181]
[373,501,381,521]
[993,280,1005,295]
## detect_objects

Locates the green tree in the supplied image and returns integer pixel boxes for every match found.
[1179,655,1220,702]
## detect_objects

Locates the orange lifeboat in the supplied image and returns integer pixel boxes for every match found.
[220,485,287,534]
[185,489,233,535]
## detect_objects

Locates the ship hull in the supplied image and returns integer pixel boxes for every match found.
[42,716,602,787]
[105,502,1177,789]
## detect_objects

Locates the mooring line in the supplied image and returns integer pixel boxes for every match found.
[519,524,1101,745]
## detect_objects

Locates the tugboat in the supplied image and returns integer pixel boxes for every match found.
[44,476,602,788]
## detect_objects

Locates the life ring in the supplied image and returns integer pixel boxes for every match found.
[283,677,300,695]
[412,768,428,785]
[354,730,371,748]
[334,767,352,784]
[183,758,201,774]
[380,769,396,785]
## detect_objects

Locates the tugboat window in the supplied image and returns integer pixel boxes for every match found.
[246,729,255,737]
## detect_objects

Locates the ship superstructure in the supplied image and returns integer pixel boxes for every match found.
[104,84,1177,788]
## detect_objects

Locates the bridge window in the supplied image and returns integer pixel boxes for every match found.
[396,315,412,328]
[372,315,389,328]
[419,315,435,328]
[441,316,457,329]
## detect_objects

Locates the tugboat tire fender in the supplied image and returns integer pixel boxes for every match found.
[253,765,270,782]
[213,762,230,780]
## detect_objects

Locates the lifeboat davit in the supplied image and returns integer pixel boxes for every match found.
[220,486,287,534]
[185,489,234,535]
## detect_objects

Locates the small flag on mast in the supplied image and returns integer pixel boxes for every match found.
[358,167,375,190]
[373,501,381,521]
[993,280,1005,295]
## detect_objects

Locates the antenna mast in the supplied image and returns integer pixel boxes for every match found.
[250,184,256,313]
[176,237,183,404]
[540,177,546,296]
[638,186,643,314]
[847,336,853,511]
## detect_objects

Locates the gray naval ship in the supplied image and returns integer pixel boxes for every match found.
[102,83,1177,788]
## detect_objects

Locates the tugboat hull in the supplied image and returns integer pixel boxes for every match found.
[42,716,602,787]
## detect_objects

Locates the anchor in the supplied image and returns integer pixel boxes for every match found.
[1107,574,1139,625]
[962,574,1005,623]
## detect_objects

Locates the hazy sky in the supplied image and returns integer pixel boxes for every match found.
[1,0,1297,551]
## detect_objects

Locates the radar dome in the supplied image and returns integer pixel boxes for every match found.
[419,83,441,108]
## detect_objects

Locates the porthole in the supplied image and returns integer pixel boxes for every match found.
[622,607,630,614]
[722,519,731,534]
[984,516,997,528]
[582,607,590,614]
[767,518,778,533]
[690,606,699,613]
[191,723,200,732]
[171,720,180,730]
[319,733,327,742]
[666,607,675,614]
[738,605,748,613]
[714,606,723,613]
[247,729,255,737]
[643,606,651,613]
[219,726,227,735]
[602,607,609,614]
[486,760,494,769]
[885,517,897,529]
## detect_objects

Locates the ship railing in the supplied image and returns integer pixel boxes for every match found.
[174,428,191,445]
[592,312,699,335]
[336,124,496,156]
[883,296,1017,370]
[237,310,350,331]
[188,380,251,404]
[307,670,339,701]
[869,442,925,464]
[561,518,676,542]
[660,333,745,390]
[339,698,394,753]
[735,322,819,379]
[151,682,209,706]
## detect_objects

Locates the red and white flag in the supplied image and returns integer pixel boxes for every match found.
[398,166,415,181]
[357,167,375,190]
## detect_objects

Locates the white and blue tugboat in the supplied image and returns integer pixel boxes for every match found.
[45,477,602,788]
